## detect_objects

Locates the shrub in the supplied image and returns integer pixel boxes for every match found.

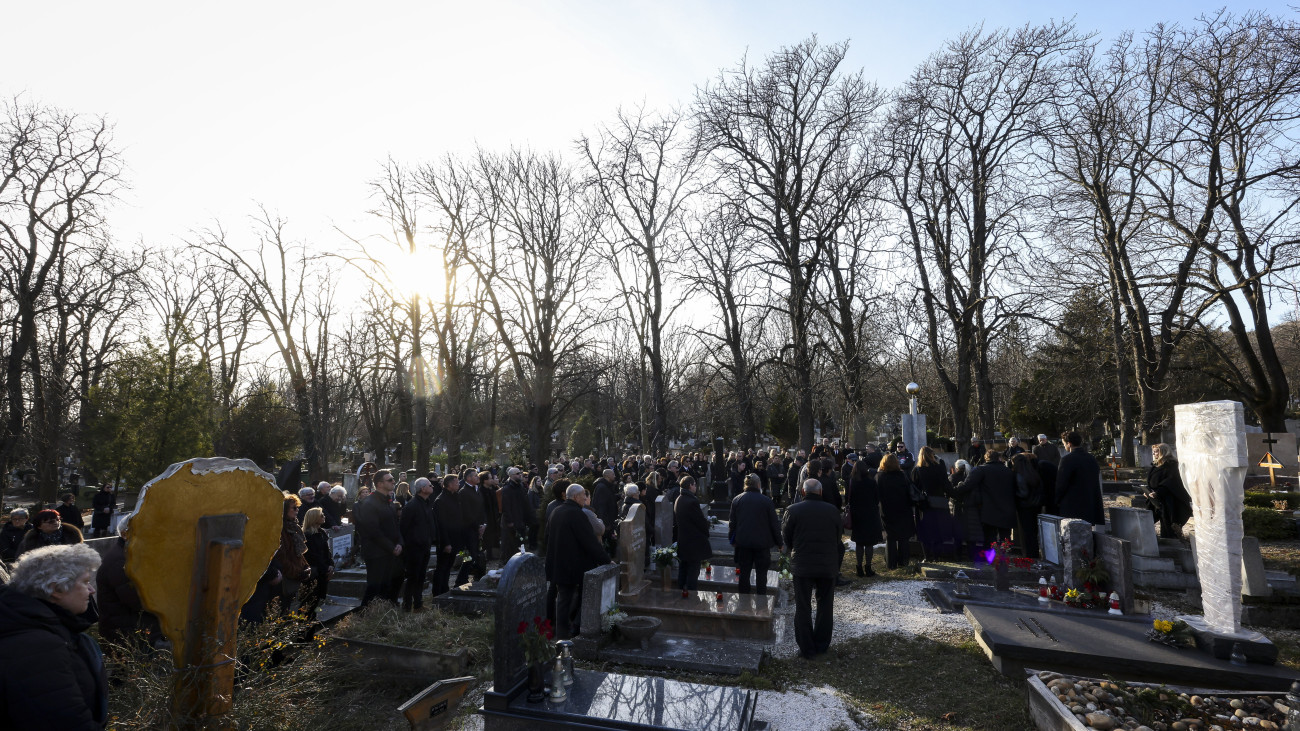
[1242,506,1298,541]
[1244,492,1300,510]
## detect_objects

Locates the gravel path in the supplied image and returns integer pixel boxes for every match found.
[755,684,873,730]
[770,578,973,659]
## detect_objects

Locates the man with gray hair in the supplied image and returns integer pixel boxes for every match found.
[1032,434,1060,466]
[782,478,842,659]
[499,466,534,559]
[590,468,619,553]
[1,508,29,563]
[546,483,616,637]
[399,477,437,612]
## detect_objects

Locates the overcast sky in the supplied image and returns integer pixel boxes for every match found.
[4,0,1294,252]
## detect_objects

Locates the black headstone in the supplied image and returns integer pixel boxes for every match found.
[493,552,547,694]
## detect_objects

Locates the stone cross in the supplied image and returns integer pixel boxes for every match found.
[1259,433,1282,487]
[1175,400,1248,635]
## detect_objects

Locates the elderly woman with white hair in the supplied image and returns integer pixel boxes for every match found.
[320,483,347,528]
[0,543,108,730]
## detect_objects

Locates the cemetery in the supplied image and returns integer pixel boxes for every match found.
[4,5,1300,731]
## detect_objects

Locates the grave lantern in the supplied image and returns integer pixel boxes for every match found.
[954,569,971,597]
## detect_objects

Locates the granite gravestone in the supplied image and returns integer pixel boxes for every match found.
[1059,520,1094,589]
[617,504,649,602]
[1038,514,1065,566]
[1096,533,1135,614]
[1109,507,1159,559]
[1242,536,1273,598]
[492,552,547,694]
[654,496,673,548]
[580,563,620,639]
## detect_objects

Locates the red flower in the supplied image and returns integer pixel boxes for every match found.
[517,621,528,634]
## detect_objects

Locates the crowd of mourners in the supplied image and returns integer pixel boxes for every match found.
[0,429,1195,728]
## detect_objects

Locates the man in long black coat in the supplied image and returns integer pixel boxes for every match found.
[1056,431,1105,525]
[729,474,783,595]
[782,479,842,659]
[674,476,712,593]
[90,484,115,538]
[354,469,404,606]
[499,467,534,559]
[590,469,619,550]
[458,470,488,582]
[432,475,470,595]
[953,450,1018,543]
[398,478,438,612]
[546,484,615,638]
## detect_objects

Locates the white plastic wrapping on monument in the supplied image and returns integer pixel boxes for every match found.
[1174,401,1248,635]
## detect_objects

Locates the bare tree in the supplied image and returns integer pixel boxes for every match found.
[578,105,703,453]
[695,37,885,451]
[885,21,1085,441]
[0,99,122,505]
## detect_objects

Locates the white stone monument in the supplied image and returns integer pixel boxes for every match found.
[900,382,927,454]
[1174,401,1274,660]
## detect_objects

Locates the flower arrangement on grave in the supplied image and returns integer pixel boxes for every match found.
[650,543,678,568]
[1072,547,1111,604]
[702,560,712,576]
[456,549,472,565]
[1145,619,1195,648]
[600,604,628,634]
[518,616,556,666]
[708,515,721,526]
[777,553,793,581]
[983,539,1035,569]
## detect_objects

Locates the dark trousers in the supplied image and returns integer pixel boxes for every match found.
[793,575,834,657]
[678,560,701,592]
[983,524,1012,545]
[1014,508,1040,559]
[555,583,582,639]
[734,546,771,595]
[402,544,431,610]
[855,545,875,575]
[885,535,911,569]
[546,581,558,623]
[431,549,455,596]
[361,555,400,607]
[501,527,523,562]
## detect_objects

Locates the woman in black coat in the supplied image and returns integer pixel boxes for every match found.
[911,446,956,562]
[0,543,108,730]
[1146,443,1193,539]
[949,461,982,562]
[847,459,882,576]
[876,454,916,570]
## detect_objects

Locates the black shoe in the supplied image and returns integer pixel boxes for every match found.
[835,576,852,587]
[856,566,865,577]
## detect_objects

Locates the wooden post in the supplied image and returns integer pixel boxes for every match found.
[172,514,247,731]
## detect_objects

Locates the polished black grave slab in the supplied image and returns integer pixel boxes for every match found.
[965,604,1300,691]
[924,582,1150,622]
[481,668,766,731]
[598,633,767,675]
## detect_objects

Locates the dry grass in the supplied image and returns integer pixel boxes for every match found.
[330,603,494,665]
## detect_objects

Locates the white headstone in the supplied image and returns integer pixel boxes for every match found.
[1175,400,1247,635]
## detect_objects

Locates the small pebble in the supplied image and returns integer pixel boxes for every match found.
[1230,700,1245,709]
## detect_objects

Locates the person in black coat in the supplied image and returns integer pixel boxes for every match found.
[1035,457,1059,517]
[353,470,404,607]
[642,473,662,546]
[590,470,620,551]
[847,458,881,576]
[949,461,982,561]
[1009,453,1043,559]
[545,485,616,638]
[398,478,437,612]
[954,450,1018,544]
[319,486,347,529]
[877,455,916,570]
[911,446,957,562]
[674,477,712,593]
[0,543,107,730]
[432,475,471,596]
[301,508,335,615]
[1145,444,1193,538]
[499,468,535,560]
[95,535,159,647]
[56,494,84,532]
[1,509,29,563]
[729,474,783,595]
[1056,431,1105,525]
[89,486,115,539]
[458,471,488,582]
[478,471,501,561]
[781,479,842,659]
[967,437,986,467]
